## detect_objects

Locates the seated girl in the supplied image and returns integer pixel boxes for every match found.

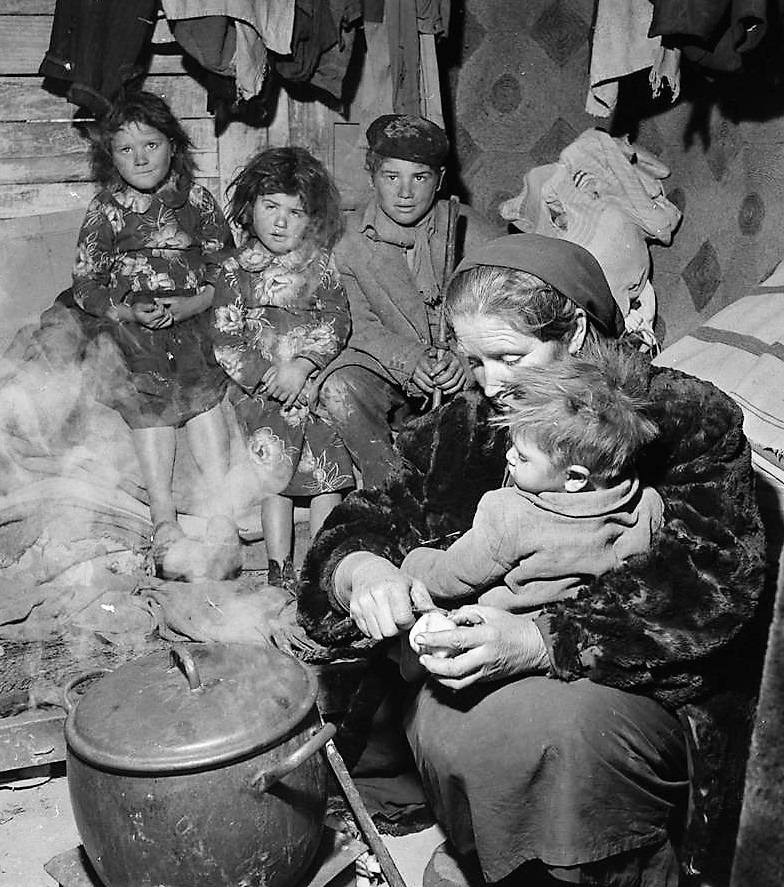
[212,147,354,589]
[70,90,239,579]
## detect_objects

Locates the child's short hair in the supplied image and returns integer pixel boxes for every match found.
[493,341,659,483]
[91,90,194,190]
[226,147,344,250]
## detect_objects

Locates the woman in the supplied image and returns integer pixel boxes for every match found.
[297,234,765,886]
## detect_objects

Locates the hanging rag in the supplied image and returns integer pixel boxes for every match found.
[587,0,680,117]
[269,0,361,99]
[649,0,771,74]
[162,0,295,53]
[38,0,158,116]
[161,1,292,101]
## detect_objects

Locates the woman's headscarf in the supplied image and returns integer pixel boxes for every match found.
[454,233,625,338]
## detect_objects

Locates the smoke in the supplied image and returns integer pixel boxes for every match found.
[0,302,290,707]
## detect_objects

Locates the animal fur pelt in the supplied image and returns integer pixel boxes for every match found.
[296,351,768,885]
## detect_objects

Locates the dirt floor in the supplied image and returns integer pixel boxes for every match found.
[0,522,445,887]
[0,767,443,887]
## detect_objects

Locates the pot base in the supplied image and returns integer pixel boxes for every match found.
[46,825,367,887]
[67,732,327,887]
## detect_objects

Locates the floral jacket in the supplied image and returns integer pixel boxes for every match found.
[72,179,232,317]
[211,239,351,397]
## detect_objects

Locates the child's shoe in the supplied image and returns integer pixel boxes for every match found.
[267,557,297,590]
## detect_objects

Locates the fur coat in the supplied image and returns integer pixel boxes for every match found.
[297,359,767,883]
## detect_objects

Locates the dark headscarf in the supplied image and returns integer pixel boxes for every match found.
[454,233,625,338]
[366,114,449,168]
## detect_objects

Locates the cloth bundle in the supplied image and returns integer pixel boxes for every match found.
[500,129,683,349]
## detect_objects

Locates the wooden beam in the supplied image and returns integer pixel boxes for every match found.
[0,708,66,772]
[0,14,52,73]
[0,14,185,77]
[0,176,219,218]
[419,33,444,129]
[287,96,336,170]
[0,119,219,184]
[0,0,54,13]
[217,120,267,201]
[0,76,211,123]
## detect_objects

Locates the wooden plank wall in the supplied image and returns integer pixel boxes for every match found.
[0,0,349,220]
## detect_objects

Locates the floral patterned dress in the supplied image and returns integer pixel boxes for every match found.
[72,177,233,428]
[212,239,354,498]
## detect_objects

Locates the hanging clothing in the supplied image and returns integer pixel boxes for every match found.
[38,0,158,116]
[161,0,295,55]
[649,0,782,74]
[161,0,288,102]
[587,0,680,117]
[269,0,362,100]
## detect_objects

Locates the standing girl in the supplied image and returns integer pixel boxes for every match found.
[71,91,240,579]
[212,147,354,588]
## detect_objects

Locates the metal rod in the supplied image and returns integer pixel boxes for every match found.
[324,738,409,887]
[431,195,461,410]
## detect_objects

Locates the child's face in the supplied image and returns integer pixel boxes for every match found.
[505,433,566,495]
[372,158,443,227]
[111,122,172,192]
[253,193,310,255]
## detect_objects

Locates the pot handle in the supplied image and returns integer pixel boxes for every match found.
[170,644,202,691]
[63,670,111,714]
[250,722,337,792]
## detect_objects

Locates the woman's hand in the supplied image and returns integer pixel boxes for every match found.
[416,606,550,690]
[339,552,437,639]
[261,358,313,407]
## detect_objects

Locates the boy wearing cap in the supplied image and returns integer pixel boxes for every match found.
[319,114,501,488]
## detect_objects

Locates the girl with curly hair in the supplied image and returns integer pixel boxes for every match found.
[212,146,354,588]
[71,90,239,579]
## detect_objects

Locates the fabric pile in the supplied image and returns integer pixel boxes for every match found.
[499,129,682,350]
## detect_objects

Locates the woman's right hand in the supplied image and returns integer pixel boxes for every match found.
[343,553,437,639]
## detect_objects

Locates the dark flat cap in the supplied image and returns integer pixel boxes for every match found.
[366,114,449,167]
[454,234,625,338]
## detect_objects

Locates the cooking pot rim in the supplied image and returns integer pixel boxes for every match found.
[64,645,321,773]
[65,715,319,775]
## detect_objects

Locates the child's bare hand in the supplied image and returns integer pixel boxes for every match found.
[261,358,312,407]
[155,286,213,323]
[131,301,172,329]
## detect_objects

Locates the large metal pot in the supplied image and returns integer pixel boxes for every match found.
[64,643,334,887]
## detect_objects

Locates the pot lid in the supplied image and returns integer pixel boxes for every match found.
[65,644,318,773]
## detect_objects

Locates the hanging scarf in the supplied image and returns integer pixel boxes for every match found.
[362,199,442,306]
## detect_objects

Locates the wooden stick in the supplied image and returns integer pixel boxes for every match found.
[324,737,409,887]
[431,195,461,410]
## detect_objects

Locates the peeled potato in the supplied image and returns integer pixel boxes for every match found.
[409,611,456,657]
